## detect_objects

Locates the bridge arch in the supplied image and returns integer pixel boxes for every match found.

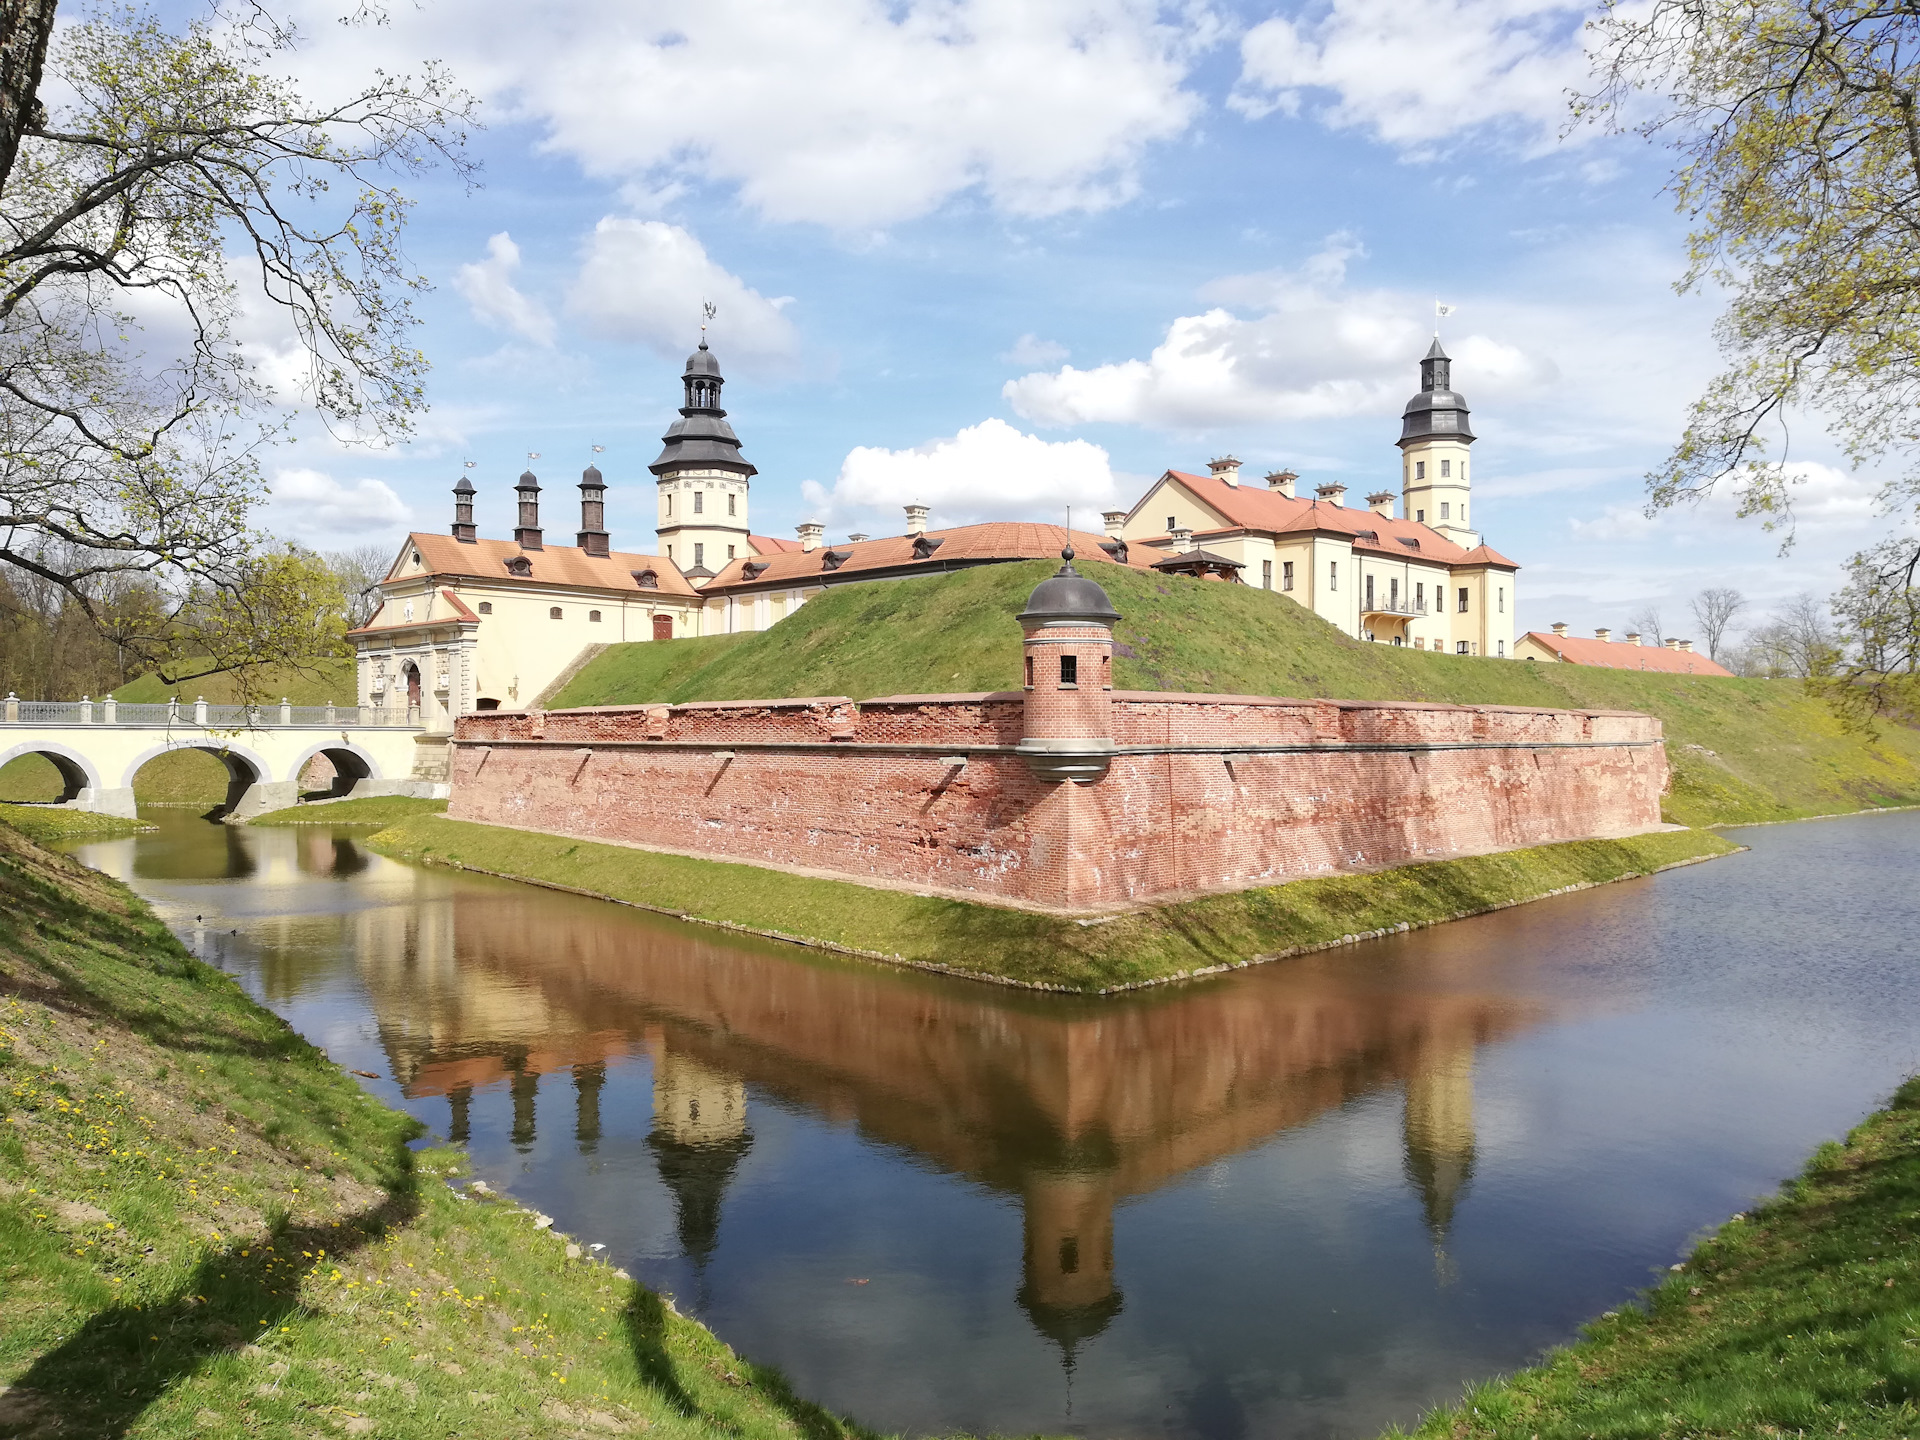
[118,739,275,794]
[285,739,383,794]
[0,740,104,804]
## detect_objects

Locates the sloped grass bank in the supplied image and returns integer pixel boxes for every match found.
[550,561,1920,827]
[366,815,1739,992]
[0,803,152,842]
[248,795,448,827]
[0,819,878,1440]
[1400,1076,1920,1439]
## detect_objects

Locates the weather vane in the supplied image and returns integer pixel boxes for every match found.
[527,451,541,462]
[1434,298,1456,336]
[462,459,475,470]
[702,299,717,337]
[592,444,605,454]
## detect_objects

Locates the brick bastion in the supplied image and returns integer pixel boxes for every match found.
[447,552,1668,912]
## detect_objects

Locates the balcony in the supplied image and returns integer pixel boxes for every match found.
[1360,598,1421,619]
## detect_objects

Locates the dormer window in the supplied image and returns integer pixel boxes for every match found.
[911,535,945,561]
[822,547,852,571]
[742,560,770,579]
[1398,537,1420,550]
[631,568,659,589]
[505,556,532,577]
[1098,539,1128,564]
[1354,529,1379,543]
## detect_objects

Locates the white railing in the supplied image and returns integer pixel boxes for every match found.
[2,694,419,728]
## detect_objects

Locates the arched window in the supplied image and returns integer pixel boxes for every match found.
[549,606,563,620]
[478,601,493,615]
[589,609,602,623]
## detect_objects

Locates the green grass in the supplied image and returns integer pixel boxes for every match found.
[366,814,1738,992]
[0,803,152,841]
[1399,1075,1920,1440]
[248,796,448,827]
[0,817,882,1439]
[112,658,357,708]
[551,562,1920,827]
[0,745,239,808]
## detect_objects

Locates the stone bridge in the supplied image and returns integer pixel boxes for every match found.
[1,695,444,820]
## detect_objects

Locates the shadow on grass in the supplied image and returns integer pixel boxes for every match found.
[0,1186,418,1439]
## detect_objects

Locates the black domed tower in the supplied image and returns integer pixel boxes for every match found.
[1398,338,1478,544]
[651,341,755,580]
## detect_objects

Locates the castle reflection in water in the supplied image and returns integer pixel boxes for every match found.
[275,840,1549,1366]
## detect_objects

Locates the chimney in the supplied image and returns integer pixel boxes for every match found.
[1594,628,1611,643]
[797,521,824,553]
[514,469,543,550]
[1551,622,1569,638]
[1169,526,1195,554]
[1679,639,1694,653]
[1665,637,1681,650]
[904,503,929,536]
[1625,631,1641,647]
[1102,509,1127,537]
[452,475,477,544]
[577,464,609,557]
[1366,490,1395,519]
[1315,482,1347,506]
[1208,455,1242,487]
[1266,468,1299,496]
[848,532,870,543]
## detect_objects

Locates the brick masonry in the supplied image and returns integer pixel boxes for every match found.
[447,687,1667,913]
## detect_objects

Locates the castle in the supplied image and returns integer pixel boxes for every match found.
[352,339,1519,729]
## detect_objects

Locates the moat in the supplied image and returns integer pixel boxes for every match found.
[67,808,1920,1440]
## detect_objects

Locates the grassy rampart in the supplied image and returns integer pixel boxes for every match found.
[0,803,152,842]
[247,796,448,827]
[1400,1076,1920,1439]
[0,818,877,1439]
[551,563,1920,827]
[366,814,1738,992]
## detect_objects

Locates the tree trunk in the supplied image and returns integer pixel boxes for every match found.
[0,0,55,196]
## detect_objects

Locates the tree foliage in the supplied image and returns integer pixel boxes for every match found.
[0,1,470,688]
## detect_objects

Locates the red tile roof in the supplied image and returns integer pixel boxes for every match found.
[1150,469,1511,569]
[749,534,802,553]
[1521,632,1733,677]
[702,522,1154,592]
[398,532,699,597]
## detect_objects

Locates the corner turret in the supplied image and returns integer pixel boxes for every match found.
[1016,548,1118,784]
[652,340,754,579]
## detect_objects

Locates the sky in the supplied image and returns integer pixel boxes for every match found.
[221,0,1908,642]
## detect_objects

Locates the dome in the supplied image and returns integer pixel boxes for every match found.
[683,341,723,378]
[580,463,604,486]
[452,475,474,494]
[515,469,540,489]
[1398,338,1475,446]
[1018,550,1120,626]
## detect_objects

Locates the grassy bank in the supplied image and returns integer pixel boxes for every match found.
[0,803,152,842]
[0,818,877,1439]
[248,796,449,827]
[1401,1076,1920,1439]
[366,814,1739,992]
[550,562,1920,827]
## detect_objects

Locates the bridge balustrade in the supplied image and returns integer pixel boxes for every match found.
[2,695,418,729]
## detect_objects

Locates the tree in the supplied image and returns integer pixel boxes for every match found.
[1582,0,1920,555]
[0,2,472,688]
[327,541,392,630]
[1690,586,1747,661]
[1817,540,1920,730]
[1747,593,1842,678]
[0,0,55,194]
[1628,605,1665,646]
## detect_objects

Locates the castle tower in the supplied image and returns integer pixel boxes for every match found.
[577,464,610,557]
[513,469,544,551]
[650,341,756,580]
[451,474,477,544]
[1403,1033,1477,1278]
[1398,338,1478,546]
[1016,548,1118,785]
[1016,1171,1124,1368]
[645,1046,753,1268]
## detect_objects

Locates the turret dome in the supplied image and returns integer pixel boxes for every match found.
[1398,337,1476,447]
[1018,549,1120,627]
[683,341,723,379]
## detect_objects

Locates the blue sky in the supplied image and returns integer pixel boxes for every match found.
[255,0,1900,642]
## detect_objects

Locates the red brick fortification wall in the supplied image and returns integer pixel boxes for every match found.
[447,691,1667,913]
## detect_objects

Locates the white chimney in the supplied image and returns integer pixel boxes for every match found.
[1551,622,1569,638]
[1595,628,1612,643]
[1266,469,1299,496]
[1315,483,1347,506]
[1102,509,1127,538]
[797,521,824,553]
[1366,491,1395,519]
[848,533,870,543]
[1679,639,1694,653]
[1208,455,1242,487]
[1625,631,1642,647]
[1169,526,1195,554]
[904,503,929,536]
[1664,637,1681,650]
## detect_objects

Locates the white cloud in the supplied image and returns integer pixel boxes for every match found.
[1002,334,1071,367]
[803,417,1121,528]
[566,219,799,369]
[290,0,1216,230]
[452,233,557,347]
[1230,0,1591,153]
[1003,233,1559,433]
[268,468,413,545]
[1566,463,1884,544]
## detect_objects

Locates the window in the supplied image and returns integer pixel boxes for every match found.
[1415,582,1425,612]
[694,542,705,568]
[1415,461,1426,480]
[1166,515,1176,532]
[1440,459,1451,477]
[549,606,562,620]
[1497,639,1506,657]
[1417,509,1425,523]
[1390,577,1400,608]
[694,491,704,514]
[1060,654,1078,686]
[589,609,602,623]
[1329,561,1338,591]
[1457,641,1470,655]
[1457,587,1469,613]
[1102,654,1111,686]
[1025,655,1034,688]
[411,550,421,566]
[1281,561,1295,591]
[728,494,736,516]
[478,601,492,615]
[1498,586,1505,614]
[1441,502,1451,519]
[666,494,673,516]
[1262,559,1273,589]
[666,543,673,560]
[1365,574,1375,608]
[1460,505,1466,524]
[727,545,736,559]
